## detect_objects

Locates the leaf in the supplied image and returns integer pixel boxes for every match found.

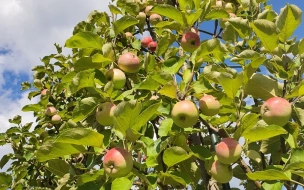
[159,171,187,187]
[37,140,86,162]
[158,118,174,137]
[242,124,287,143]
[22,104,41,112]
[151,4,186,26]
[45,159,70,177]
[190,146,212,160]
[158,81,178,99]
[292,107,304,127]
[228,17,251,38]
[205,9,229,20]
[276,4,302,42]
[65,32,103,49]
[282,122,299,148]
[72,97,99,122]
[0,154,12,169]
[69,69,96,94]
[217,73,242,99]
[113,15,138,35]
[163,146,192,168]
[162,56,187,74]
[247,169,290,181]
[261,181,284,190]
[137,78,160,91]
[111,177,133,190]
[196,38,228,63]
[55,128,104,148]
[234,113,259,140]
[251,19,278,51]
[0,172,12,189]
[74,57,112,72]
[76,169,105,185]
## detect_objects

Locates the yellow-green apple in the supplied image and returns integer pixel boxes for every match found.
[141,36,153,48]
[260,97,292,126]
[171,100,199,128]
[149,13,162,25]
[145,5,153,16]
[45,107,57,116]
[199,95,221,116]
[215,138,242,164]
[51,114,61,124]
[180,32,200,53]
[103,147,133,178]
[125,32,133,38]
[41,89,51,96]
[210,160,233,183]
[224,2,236,13]
[96,102,116,126]
[135,0,147,10]
[172,134,190,151]
[136,12,146,23]
[148,41,158,52]
[106,68,126,89]
[118,52,141,73]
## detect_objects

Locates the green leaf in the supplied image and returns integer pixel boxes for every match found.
[196,38,227,62]
[162,56,187,74]
[190,146,212,160]
[234,113,259,140]
[137,78,160,91]
[111,177,133,190]
[69,69,96,94]
[108,4,122,15]
[55,128,104,148]
[45,159,70,177]
[159,171,187,187]
[282,122,299,148]
[65,32,103,49]
[205,9,229,20]
[113,15,138,35]
[251,19,278,51]
[243,124,287,143]
[158,81,178,99]
[158,118,174,137]
[76,169,105,185]
[298,39,304,54]
[276,4,302,42]
[0,154,12,169]
[0,172,12,189]
[247,169,290,181]
[163,146,192,168]
[37,140,86,162]
[22,104,41,112]
[292,107,304,127]
[217,73,242,99]
[74,57,112,72]
[228,17,251,38]
[151,4,186,26]
[261,181,284,190]
[72,97,99,122]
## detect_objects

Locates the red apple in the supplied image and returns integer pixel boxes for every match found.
[45,107,57,116]
[149,13,162,25]
[103,148,133,178]
[51,114,61,124]
[148,41,158,52]
[141,36,153,48]
[41,89,51,96]
[180,32,200,53]
[171,100,199,128]
[260,97,292,126]
[210,160,233,183]
[96,102,116,126]
[106,68,126,89]
[136,12,146,24]
[199,95,221,116]
[215,138,242,164]
[118,52,141,73]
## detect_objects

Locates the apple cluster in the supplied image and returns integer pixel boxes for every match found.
[141,36,158,52]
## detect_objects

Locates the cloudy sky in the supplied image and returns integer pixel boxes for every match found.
[0,0,303,188]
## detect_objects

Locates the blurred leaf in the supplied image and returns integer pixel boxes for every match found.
[111,177,133,190]
[22,104,41,112]
[243,124,287,143]
[247,169,290,181]
[74,57,111,72]
[0,172,12,189]
[163,146,192,168]
[152,4,186,26]
[158,118,174,137]
[261,181,284,190]
[65,32,103,49]
[113,15,138,35]
[72,97,99,122]
[45,159,70,177]
[0,154,12,169]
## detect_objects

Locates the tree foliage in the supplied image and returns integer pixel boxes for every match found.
[1,0,304,189]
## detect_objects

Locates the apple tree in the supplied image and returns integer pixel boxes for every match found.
[1,0,304,189]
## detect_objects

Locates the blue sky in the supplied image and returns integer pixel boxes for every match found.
[0,0,303,189]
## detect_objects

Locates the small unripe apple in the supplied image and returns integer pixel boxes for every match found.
[125,32,133,38]
[215,138,242,164]
[149,13,162,25]
[199,95,221,116]
[106,68,126,89]
[148,41,158,52]
[136,12,147,23]
[103,147,133,178]
[118,52,141,73]
[180,32,200,53]
[210,160,233,183]
[145,5,153,16]
[51,114,61,124]
[171,100,199,128]
[260,97,292,126]
[224,2,236,13]
[215,0,223,7]
[135,0,147,10]
[41,89,51,96]
[45,107,57,116]
[96,102,116,126]
[141,36,153,48]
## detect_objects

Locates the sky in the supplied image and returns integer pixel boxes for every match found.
[0,0,303,189]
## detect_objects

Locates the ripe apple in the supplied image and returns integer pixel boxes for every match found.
[145,5,153,16]
[45,107,57,116]
[210,160,233,183]
[199,95,221,116]
[260,97,292,126]
[41,89,51,96]
[148,41,158,52]
[180,32,200,53]
[171,100,199,128]
[136,12,146,23]
[103,147,133,178]
[215,138,242,164]
[118,52,141,73]
[125,32,133,38]
[149,13,162,25]
[224,3,236,13]
[96,102,116,126]
[51,114,61,124]
[106,68,126,89]
[141,36,153,48]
